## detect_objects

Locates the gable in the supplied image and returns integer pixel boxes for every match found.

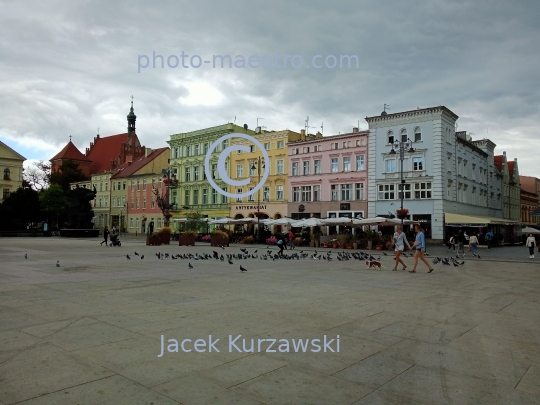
[0,141,26,161]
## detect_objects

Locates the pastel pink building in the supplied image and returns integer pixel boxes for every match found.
[287,128,369,224]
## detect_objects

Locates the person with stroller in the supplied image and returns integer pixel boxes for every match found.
[100,226,110,246]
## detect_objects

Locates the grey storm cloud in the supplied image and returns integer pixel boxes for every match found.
[0,0,538,175]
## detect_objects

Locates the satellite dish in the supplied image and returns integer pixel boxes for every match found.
[243,124,248,130]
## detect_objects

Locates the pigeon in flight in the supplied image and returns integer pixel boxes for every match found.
[188,262,193,269]
[126,254,131,260]
[240,265,247,272]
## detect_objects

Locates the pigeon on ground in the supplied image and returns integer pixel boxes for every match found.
[141,255,144,259]
[383,252,387,256]
[228,259,233,264]
[134,252,139,256]
[126,254,131,259]
[188,262,193,269]
[477,255,481,259]
[25,254,27,259]
[240,265,247,272]
[221,245,225,250]
[56,260,60,267]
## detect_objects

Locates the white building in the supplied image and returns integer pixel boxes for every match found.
[366,106,504,242]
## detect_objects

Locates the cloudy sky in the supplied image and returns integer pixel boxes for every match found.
[1,0,539,176]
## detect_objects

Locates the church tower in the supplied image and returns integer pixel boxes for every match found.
[127,98,136,136]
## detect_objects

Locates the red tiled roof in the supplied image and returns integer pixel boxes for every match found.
[507,161,515,177]
[111,147,169,179]
[494,155,503,172]
[87,133,128,174]
[50,141,90,162]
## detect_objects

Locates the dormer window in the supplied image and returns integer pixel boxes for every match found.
[3,168,10,180]
[387,131,394,144]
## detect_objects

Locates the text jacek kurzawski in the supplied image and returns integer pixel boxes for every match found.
[158,334,340,357]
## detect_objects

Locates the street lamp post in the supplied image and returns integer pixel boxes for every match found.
[389,138,415,227]
[250,157,265,243]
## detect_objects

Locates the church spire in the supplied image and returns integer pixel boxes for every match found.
[127,96,136,136]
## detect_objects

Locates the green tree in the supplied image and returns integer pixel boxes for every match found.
[50,159,88,193]
[182,211,206,234]
[39,184,68,228]
[0,186,44,231]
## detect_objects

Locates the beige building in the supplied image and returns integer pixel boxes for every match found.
[0,141,26,203]
[90,172,113,231]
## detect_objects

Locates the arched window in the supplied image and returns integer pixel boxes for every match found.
[387,130,394,144]
[3,168,10,180]
[400,128,407,142]
[414,127,422,142]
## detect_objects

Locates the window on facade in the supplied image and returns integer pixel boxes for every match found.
[194,166,199,181]
[248,188,255,201]
[143,197,146,209]
[157,217,162,228]
[221,187,228,204]
[472,164,476,181]
[193,144,199,155]
[202,188,208,205]
[385,159,396,172]
[401,128,407,142]
[277,141,284,148]
[203,143,209,154]
[249,165,256,176]
[113,182,116,191]
[184,190,190,206]
[276,185,284,200]
[263,186,270,201]
[237,164,243,178]
[293,148,299,155]
[264,143,270,150]
[236,188,242,202]
[121,196,125,207]
[136,198,140,209]
[303,147,309,153]
[212,189,218,204]
[356,155,365,171]
[331,142,338,150]
[186,146,191,157]
[3,168,10,180]
[136,217,140,229]
[414,127,422,142]
[413,157,423,171]
[142,179,146,189]
[185,167,191,182]
[303,161,310,175]
[131,197,134,208]
[378,184,395,200]
[331,185,338,201]
[398,183,411,199]
[292,187,300,202]
[277,160,284,174]
[463,161,468,178]
[313,185,320,201]
[343,157,351,172]
[414,182,432,199]
[137,180,140,191]
[192,189,199,205]
[129,218,133,228]
[355,183,364,200]
[314,160,321,174]
[292,162,299,176]
[341,183,352,200]
[301,186,311,202]
[387,131,394,144]
[113,197,117,207]
[331,158,338,173]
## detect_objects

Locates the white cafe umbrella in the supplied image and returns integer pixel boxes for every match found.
[521,227,540,234]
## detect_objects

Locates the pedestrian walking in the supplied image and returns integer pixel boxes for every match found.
[277,237,285,256]
[100,226,110,246]
[456,230,465,258]
[446,235,455,251]
[464,231,470,251]
[288,230,295,249]
[469,233,479,256]
[485,230,494,250]
[392,225,411,271]
[409,225,435,273]
[526,233,536,259]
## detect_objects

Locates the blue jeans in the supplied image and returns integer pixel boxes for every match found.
[470,243,477,255]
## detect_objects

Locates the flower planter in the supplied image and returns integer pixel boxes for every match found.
[353,242,358,249]
[375,246,382,251]
[146,236,161,246]
[178,234,196,246]
[397,214,407,219]
[367,240,373,250]
[332,244,338,249]
[211,235,229,247]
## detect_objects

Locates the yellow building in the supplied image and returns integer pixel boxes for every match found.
[90,172,113,231]
[0,140,26,203]
[229,129,319,226]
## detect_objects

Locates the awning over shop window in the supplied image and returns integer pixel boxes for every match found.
[444,213,520,227]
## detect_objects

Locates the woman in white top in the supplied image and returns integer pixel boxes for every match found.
[526,234,536,259]
[392,225,412,271]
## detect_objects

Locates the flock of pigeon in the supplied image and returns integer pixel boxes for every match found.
[121,246,475,271]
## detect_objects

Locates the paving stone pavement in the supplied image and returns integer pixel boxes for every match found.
[0,237,539,405]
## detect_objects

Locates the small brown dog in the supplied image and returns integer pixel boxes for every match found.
[366,260,385,269]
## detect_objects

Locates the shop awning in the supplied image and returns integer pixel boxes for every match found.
[444,213,520,227]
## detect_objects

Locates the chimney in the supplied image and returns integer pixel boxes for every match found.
[353,127,358,133]
[145,147,152,157]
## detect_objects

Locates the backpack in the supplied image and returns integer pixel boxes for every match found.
[485,234,490,241]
